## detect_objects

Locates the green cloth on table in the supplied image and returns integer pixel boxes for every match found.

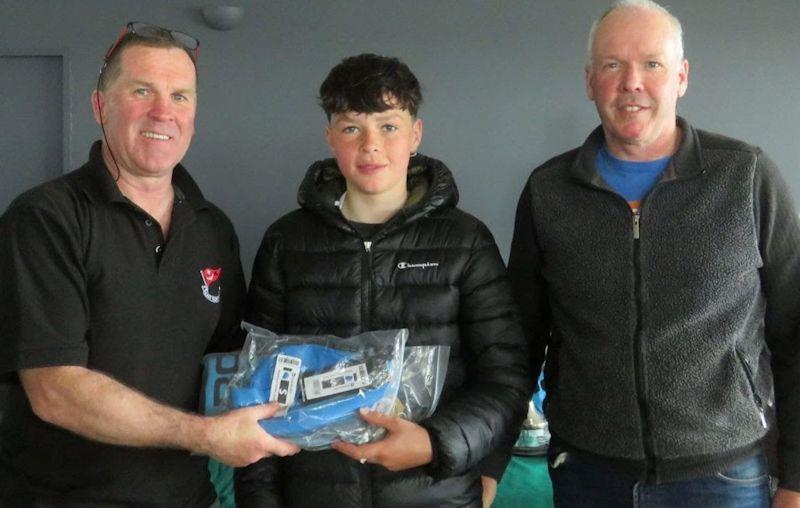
[494,455,553,508]
[209,459,235,508]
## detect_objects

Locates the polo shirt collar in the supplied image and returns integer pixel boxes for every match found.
[79,140,209,211]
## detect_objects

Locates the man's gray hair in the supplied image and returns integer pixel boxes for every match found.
[586,0,684,67]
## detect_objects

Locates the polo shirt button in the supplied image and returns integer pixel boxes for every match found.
[145,219,153,227]
[154,245,162,254]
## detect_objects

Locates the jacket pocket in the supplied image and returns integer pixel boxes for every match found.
[735,349,767,429]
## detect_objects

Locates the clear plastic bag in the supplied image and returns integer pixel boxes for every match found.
[199,327,451,451]
[392,345,449,421]
[225,323,407,450]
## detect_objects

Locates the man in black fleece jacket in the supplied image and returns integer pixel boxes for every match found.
[509,1,800,506]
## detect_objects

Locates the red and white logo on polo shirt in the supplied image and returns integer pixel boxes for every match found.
[200,267,222,304]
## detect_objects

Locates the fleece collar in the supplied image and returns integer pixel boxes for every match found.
[569,116,705,186]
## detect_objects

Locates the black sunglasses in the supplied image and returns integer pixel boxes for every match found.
[104,21,200,62]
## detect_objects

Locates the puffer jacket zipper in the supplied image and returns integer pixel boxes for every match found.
[361,240,373,331]
[358,236,375,506]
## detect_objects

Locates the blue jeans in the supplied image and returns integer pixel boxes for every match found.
[549,452,771,508]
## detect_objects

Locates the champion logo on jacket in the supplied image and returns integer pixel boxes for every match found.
[397,261,439,270]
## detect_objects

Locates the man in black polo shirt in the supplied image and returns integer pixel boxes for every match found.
[0,23,298,506]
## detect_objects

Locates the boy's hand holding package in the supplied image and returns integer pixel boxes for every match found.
[331,408,432,471]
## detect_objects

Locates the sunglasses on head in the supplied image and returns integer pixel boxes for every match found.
[104,21,200,62]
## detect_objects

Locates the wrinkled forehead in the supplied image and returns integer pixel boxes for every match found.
[117,44,197,84]
[593,7,680,60]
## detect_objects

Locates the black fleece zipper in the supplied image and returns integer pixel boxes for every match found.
[586,184,657,478]
[632,206,657,480]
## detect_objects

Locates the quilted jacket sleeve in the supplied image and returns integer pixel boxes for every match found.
[245,226,286,332]
[420,221,533,479]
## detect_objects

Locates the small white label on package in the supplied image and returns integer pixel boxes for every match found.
[302,363,370,401]
[270,354,301,407]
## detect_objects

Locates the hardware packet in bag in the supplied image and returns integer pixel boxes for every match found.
[224,323,407,450]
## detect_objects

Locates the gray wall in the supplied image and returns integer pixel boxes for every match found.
[2,0,799,275]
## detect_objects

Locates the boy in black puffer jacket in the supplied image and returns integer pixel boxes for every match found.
[235,53,532,508]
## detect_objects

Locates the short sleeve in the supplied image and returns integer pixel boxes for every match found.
[0,200,90,373]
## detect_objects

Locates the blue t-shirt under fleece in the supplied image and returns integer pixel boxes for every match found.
[596,144,671,213]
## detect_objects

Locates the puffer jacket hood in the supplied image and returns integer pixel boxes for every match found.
[297,154,459,233]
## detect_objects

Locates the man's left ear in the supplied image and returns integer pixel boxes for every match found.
[585,66,596,101]
[677,59,689,98]
[412,118,423,153]
[91,90,104,125]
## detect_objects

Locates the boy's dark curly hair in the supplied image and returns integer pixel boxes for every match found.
[319,53,422,120]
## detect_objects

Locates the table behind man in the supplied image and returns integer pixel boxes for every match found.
[509,1,800,507]
[0,23,297,506]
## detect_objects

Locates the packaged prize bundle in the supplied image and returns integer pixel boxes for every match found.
[200,323,449,450]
